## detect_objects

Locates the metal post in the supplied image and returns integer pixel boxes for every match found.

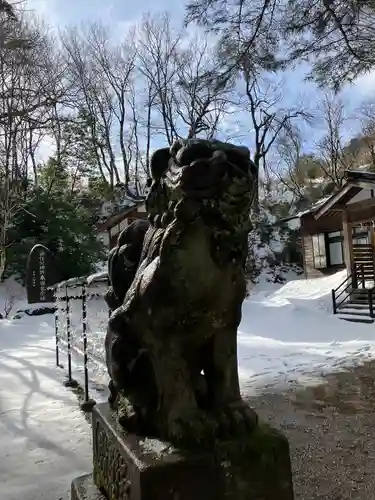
[361,264,366,288]
[369,289,374,318]
[352,264,358,289]
[54,291,61,368]
[80,284,96,411]
[332,289,337,315]
[63,284,78,388]
[82,285,88,401]
[66,286,72,381]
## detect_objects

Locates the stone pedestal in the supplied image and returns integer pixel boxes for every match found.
[71,474,105,500]
[71,403,294,500]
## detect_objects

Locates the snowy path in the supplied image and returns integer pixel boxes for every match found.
[65,269,375,396]
[2,269,375,499]
[0,316,92,500]
[238,271,375,392]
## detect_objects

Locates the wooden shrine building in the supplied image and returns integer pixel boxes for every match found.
[97,200,147,250]
[291,170,375,281]
[286,170,375,322]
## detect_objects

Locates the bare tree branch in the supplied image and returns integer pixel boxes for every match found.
[315,93,354,186]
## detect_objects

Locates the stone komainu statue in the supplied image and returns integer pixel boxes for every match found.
[105,138,257,447]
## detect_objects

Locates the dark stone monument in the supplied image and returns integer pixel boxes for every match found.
[26,244,60,304]
[71,139,294,500]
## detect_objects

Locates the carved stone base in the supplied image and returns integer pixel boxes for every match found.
[71,403,294,500]
[71,473,105,500]
[91,404,221,500]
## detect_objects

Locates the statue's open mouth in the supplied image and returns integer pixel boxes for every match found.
[175,160,225,199]
[166,146,252,201]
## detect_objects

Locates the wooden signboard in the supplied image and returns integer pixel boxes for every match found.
[26,245,60,304]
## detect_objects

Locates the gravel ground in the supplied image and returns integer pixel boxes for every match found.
[247,361,375,500]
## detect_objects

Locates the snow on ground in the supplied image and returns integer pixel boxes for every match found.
[0,314,92,500]
[53,268,375,398]
[239,270,375,393]
[1,270,375,497]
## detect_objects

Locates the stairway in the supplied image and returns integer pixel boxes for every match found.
[353,244,375,282]
[337,288,375,324]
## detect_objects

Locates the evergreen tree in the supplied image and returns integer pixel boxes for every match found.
[7,161,106,282]
[185,0,375,90]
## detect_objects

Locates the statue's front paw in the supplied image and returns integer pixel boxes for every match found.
[108,380,118,408]
[216,400,258,438]
[116,397,140,432]
[167,409,217,447]
[230,400,258,432]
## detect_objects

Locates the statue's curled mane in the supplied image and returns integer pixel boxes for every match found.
[145,138,256,266]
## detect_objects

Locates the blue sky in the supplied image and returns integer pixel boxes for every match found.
[27,0,375,158]
[28,0,184,27]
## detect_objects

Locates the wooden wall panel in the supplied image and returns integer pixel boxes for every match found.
[303,235,345,279]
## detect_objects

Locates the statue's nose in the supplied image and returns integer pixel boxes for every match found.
[180,157,226,190]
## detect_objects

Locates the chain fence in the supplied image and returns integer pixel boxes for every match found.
[51,271,109,411]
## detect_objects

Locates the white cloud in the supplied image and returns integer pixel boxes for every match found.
[352,70,375,97]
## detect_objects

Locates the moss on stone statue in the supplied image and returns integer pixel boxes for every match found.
[215,421,289,464]
[214,421,293,500]
[102,138,294,498]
